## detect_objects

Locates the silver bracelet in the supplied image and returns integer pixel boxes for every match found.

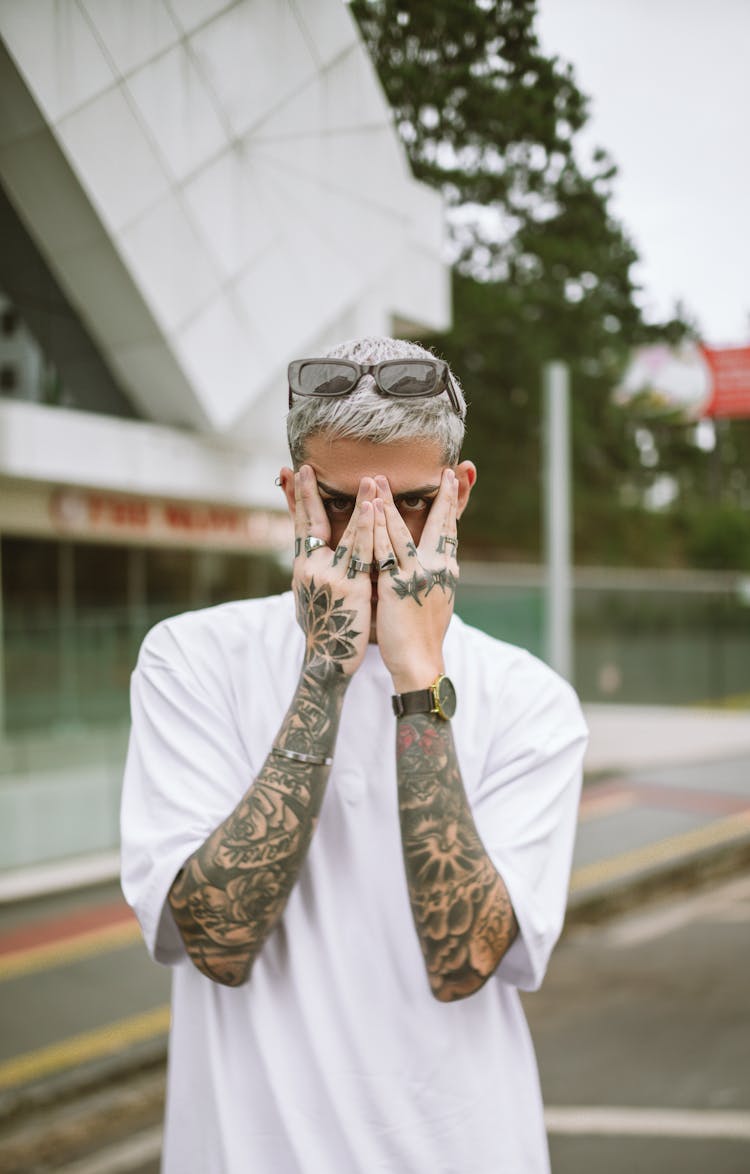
[271,746,333,767]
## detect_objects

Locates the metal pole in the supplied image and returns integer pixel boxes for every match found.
[0,538,5,737]
[543,361,573,680]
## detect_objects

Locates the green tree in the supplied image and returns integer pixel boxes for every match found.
[352,0,694,563]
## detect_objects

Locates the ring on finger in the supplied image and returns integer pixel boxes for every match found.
[437,534,458,554]
[347,557,373,578]
[378,553,398,573]
[295,535,328,557]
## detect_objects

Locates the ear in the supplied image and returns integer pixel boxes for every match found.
[454,460,477,520]
[278,466,296,520]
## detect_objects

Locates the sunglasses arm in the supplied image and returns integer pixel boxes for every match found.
[446,371,464,418]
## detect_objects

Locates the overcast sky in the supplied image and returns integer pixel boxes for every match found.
[535,0,750,345]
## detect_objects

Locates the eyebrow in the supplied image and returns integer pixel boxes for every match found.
[316,479,441,504]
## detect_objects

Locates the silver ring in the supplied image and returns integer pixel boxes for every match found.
[378,553,397,572]
[438,534,458,553]
[295,535,329,557]
[347,557,373,578]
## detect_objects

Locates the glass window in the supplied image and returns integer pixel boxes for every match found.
[1,537,289,732]
[2,537,61,729]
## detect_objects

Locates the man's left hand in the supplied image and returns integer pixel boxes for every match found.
[373,469,459,693]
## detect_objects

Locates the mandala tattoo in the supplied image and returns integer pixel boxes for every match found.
[396,717,518,1001]
[296,578,360,673]
[168,579,357,987]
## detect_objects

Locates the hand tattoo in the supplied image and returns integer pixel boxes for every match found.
[424,568,457,601]
[391,568,457,606]
[391,571,430,606]
[332,544,347,567]
[296,578,360,675]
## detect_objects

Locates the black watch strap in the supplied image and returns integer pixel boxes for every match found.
[391,688,434,718]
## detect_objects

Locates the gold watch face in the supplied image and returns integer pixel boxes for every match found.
[434,676,457,720]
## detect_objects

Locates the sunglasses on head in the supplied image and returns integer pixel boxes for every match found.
[287,358,464,418]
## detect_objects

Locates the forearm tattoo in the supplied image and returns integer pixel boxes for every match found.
[396,717,518,1001]
[169,580,357,985]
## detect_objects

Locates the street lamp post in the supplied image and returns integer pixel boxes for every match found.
[543,361,573,681]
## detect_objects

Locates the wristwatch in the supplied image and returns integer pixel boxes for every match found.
[391,674,457,721]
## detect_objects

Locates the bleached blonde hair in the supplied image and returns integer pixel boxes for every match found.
[286,336,467,466]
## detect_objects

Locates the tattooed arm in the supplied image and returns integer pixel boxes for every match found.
[168,639,348,986]
[373,466,516,1000]
[168,468,376,986]
[396,714,518,1002]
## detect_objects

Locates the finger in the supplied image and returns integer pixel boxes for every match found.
[347,498,375,578]
[420,468,458,561]
[331,477,375,572]
[373,499,398,574]
[294,465,331,549]
[374,476,419,565]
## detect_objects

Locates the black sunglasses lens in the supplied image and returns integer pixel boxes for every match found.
[297,362,357,397]
[378,362,441,397]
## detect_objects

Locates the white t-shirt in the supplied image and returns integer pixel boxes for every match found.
[121,593,587,1174]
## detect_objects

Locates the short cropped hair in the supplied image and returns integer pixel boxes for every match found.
[286,337,467,466]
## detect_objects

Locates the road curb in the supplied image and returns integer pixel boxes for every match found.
[0,1060,166,1173]
[566,834,750,927]
[0,1038,166,1125]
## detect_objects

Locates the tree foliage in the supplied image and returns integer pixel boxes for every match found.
[352,0,746,567]
[352,0,631,284]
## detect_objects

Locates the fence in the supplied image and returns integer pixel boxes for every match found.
[457,563,750,707]
[1,564,748,873]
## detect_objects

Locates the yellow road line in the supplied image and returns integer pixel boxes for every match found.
[0,921,143,983]
[0,1004,170,1091]
[571,809,750,894]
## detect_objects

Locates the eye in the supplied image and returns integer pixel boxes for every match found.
[397,495,433,514]
[323,496,354,517]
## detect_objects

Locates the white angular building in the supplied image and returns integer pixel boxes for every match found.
[0,0,450,889]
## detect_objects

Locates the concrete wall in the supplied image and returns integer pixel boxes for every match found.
[0,0,449,458]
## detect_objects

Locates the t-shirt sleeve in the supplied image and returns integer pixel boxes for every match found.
[120,621,256,965]
[470,660,588,992]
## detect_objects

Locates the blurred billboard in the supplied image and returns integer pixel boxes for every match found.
[616,341,750,420]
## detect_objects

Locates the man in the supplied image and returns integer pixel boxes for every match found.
[121,336,588,1173]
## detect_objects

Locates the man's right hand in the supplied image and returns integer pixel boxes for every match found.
[293,465,374,680]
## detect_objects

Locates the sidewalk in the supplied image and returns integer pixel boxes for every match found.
[583,703,750,775]
[1,704,750,1131]
[571,704,750,921]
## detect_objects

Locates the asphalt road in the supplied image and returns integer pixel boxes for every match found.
[3,874,749,1172]
[524,873,750,1174]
